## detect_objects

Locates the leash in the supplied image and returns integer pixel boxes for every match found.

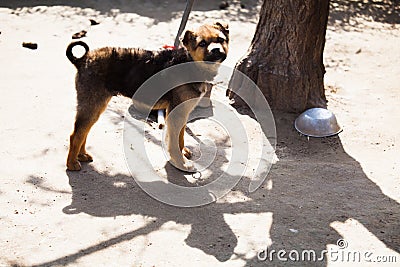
[159,0,195,128]
[173,0,195,48]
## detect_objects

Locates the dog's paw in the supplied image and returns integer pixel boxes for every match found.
[67,160,82,171]
[170,157,196,173]
[182,147,192,159]
[78,153,93,162]
[182,160,196,172]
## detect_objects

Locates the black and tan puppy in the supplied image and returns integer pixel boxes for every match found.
[66,22,229,172]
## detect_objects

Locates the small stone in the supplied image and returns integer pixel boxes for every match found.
[72,30,87,39]
[89,19,99,26]
[22,42,38,49]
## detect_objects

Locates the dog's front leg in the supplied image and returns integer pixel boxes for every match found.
[165,110,195,172]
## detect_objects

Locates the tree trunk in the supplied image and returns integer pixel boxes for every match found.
[228,0,329,113]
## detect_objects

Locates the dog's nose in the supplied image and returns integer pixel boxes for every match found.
[211,47,223,54]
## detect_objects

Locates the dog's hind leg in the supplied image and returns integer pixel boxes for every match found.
[67,95,111,171]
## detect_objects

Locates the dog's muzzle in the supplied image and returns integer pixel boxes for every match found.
[206,43,227,62]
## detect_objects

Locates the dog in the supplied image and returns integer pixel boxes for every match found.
[66,22,229,172]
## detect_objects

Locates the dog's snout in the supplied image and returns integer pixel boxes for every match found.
[204,42,226,62]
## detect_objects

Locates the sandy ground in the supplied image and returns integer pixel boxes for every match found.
[0,1,399,266]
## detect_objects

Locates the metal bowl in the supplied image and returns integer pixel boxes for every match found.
[294,108,342,137]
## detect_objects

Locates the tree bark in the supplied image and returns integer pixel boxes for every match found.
[228,0,329,113]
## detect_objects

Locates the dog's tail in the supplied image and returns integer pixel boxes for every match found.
[66,41,89,68]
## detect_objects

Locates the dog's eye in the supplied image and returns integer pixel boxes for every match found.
[198,40,207,47]
[217,37,225,43]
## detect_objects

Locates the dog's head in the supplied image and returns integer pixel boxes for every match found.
[182,22,229,63]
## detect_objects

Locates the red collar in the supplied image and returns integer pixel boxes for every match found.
[162,44,178,50]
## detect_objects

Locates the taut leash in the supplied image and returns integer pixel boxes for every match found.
[173,0,195,48]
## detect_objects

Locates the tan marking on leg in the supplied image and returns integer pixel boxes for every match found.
[78,137,93,162]
[179,125,192,159]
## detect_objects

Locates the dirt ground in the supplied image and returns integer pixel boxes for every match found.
[0,0,399,266]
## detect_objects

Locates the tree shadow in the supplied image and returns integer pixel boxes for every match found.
[3,0,398,29]
[329,0,400,26]
[1,0,261,23]
[251,112,400,264]
[27,109,399,266]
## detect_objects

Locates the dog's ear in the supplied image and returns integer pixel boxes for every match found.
[214,21,229,37]
[182,30,195,46]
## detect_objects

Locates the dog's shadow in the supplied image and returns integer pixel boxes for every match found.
[126,101,214,126]
[63,165,238,262]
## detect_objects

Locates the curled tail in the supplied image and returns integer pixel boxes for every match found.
[66,41,89,68]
